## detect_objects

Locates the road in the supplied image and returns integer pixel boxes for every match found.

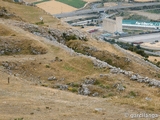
[54,2,160,18]
[119,33,160,43]
[61,14,99,22]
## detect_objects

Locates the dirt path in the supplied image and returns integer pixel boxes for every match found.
[149,56,160,62]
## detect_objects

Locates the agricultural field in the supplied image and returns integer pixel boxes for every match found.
[56,0,87,8]
[33,0,50,4]
[36,0,77,14]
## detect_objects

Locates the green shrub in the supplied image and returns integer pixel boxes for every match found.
[68,87,78,93]
[72,83,80,87]
[45,64,50,68]
[62,33,77,41]
[157,74,160,78]
[99,84,105,88]
[106,85,110,89]
[108,93,114,97]
[94,80,101,85]
[106,59,112,64]
[14,118,24,120]
[35,21,44,25]
[129,91,137,97]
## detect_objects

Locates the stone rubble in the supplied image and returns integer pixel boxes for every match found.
[78,84,91,95]
[116,84,125,91]
[84,78,96,85]
[56,84,68,90]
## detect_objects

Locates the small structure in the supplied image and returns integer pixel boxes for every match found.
[40,17,43,22]
[102,17,122,33]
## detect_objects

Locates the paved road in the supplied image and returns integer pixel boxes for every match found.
[61,14,99,22]
[119,33,160,43]
[54,2,160,18]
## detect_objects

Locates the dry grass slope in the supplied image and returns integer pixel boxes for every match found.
[0,1,160,119]
[0,0,58,26]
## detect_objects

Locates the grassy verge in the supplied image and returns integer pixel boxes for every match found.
[55,0,86,8]
[126,14,149,21]
[146,9,160,14]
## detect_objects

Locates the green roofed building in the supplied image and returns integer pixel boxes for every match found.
[122,20,160,29]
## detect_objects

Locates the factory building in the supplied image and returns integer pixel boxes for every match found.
[133,0,156,2]
[125,0,156,2]
[102,17,122,33]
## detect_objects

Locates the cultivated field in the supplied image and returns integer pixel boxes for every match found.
[83,0,101,2]
[56,0,86,8]
[36,0,77,14]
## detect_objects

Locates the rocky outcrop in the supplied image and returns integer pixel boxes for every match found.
[130,74,160,87]
[84,78,96,85]
[13,22,88,44]
[0,7,12,18]
[59,85,68,90]
[0,7,22,20]
[2,61,18,70]
[7,20,160,89]
[92,59,113,69]
[78,84,91,95]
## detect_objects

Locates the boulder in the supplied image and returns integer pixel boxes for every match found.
[92,92,99,97]
[130,74,138,80]
[84,78,95,85]
[78,84,90,95]
[117,84,125,91]
[48,76,57,81]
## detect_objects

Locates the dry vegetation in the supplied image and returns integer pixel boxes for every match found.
[66,40,160,79]
[0,23,47,55]
[0,0,160,119]
[0,0,59,26]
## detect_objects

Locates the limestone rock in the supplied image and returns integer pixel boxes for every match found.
[48,76,57,81]
[78,84,90,95]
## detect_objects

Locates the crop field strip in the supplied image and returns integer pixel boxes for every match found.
[55,0,86,8]
[33,0,50,4]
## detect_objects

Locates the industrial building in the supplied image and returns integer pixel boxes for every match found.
[125,0,156,2]
[122,20,160,29]
[133,0,156,2]
[102,17,122,33]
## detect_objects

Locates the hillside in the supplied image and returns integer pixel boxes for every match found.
[0,0,160,119]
